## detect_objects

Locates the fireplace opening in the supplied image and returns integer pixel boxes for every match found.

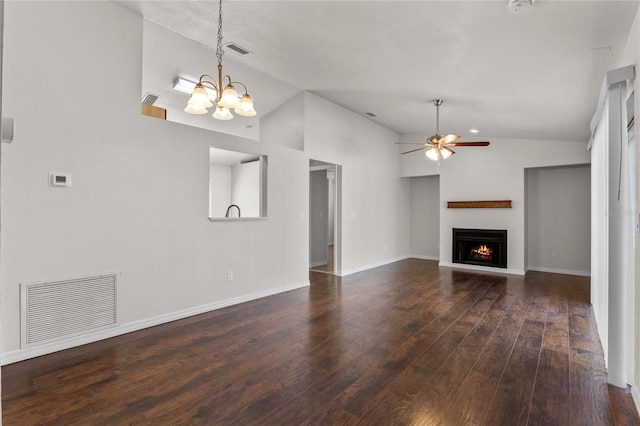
[452,228,507,269]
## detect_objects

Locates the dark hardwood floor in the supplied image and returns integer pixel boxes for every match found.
[3,259,639,425]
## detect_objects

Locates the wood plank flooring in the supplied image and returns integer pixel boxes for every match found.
[3,259,639,425]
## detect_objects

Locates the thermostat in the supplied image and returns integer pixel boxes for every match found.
[49,172,72,187]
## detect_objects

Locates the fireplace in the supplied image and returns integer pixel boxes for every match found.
[452,228,507,269]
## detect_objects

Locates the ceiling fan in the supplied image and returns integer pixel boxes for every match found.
[399,99,490,161]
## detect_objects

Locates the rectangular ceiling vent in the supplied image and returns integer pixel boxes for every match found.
[224,42,252,56]
[141,92,160,105]
[21,273,118,348]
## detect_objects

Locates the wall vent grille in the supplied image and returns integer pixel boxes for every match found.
[141,92,160,105]
[21,273,118,348]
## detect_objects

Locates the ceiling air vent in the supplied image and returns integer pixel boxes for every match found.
[365,112,378,118]
[141,92,160,105]
[224,42,252,56]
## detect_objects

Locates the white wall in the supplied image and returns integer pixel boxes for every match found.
[526,165,591,275]
[260,92,305,151]
[401,138,591,274]
[231,160,260,217]
[327,169,335,245]
[309,169,328,267]
[0,1,311,360]
[409,175,440,259]
[0,0,4,412]
[615,4,640,407]
[209,164,231,217]
[1,1,412,361]
[303,93,411,275]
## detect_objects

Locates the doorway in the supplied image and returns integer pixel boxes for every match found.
[309,160,341,275]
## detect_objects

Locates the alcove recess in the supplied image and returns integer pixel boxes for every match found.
[447,200,512,208]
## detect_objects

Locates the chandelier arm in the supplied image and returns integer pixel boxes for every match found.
[222,75,234,87]
[198,74,218,88]
[197,75,221,101]
[230,81,250,95]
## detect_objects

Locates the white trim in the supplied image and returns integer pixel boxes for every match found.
[527,266,591,277]
[309,261,328,268]
[339,255,412,276]
[589,65,635,150]
[632,385,640,417]
[438,261,525,276]
[309,164,334,172]
[409,254,440,261]
[1,280,310,366]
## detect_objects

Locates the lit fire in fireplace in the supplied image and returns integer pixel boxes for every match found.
[470,244,492,260]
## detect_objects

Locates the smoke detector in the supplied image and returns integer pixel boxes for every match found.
[509,0,534,14]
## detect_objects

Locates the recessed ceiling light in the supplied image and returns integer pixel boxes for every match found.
[470,129,479,133]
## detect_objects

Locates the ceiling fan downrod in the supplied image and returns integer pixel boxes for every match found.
[433,99,443,137]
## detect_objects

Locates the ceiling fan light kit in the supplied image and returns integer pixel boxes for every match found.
[399,99,490,161]
[182,0,256,120]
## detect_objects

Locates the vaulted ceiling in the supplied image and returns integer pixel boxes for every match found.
[114,0,638,143]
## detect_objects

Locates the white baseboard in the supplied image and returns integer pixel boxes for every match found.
[1,280,310,366]
[527,266,591,277]
[438,261,525,276]
[339,255,412,277]
[409,254,440,261]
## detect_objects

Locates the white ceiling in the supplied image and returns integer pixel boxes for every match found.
[115,0,638,143]
[210,147,260,166]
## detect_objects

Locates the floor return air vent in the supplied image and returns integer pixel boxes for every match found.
[21,273,118,348]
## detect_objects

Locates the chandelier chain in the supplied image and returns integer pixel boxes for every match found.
[216,0,224,63]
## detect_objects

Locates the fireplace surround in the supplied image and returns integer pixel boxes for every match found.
[452,228,507,269]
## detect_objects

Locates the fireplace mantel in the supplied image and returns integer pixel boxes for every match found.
[447,200,512,209]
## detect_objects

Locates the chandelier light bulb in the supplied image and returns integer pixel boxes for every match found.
[184,104,209,114]
[212,106,233,120]
[235,94,256,117]
[188,84,214,109]
[219,85,241,109]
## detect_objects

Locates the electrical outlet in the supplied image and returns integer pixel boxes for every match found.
[227,271,233,281]
[551,249,558,258]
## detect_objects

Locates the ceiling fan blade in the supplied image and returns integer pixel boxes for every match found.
[401,147,427,155]
[439,134,460,144]
[448,141,490,147]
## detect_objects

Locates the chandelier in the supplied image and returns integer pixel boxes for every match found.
[183,0,256,120]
